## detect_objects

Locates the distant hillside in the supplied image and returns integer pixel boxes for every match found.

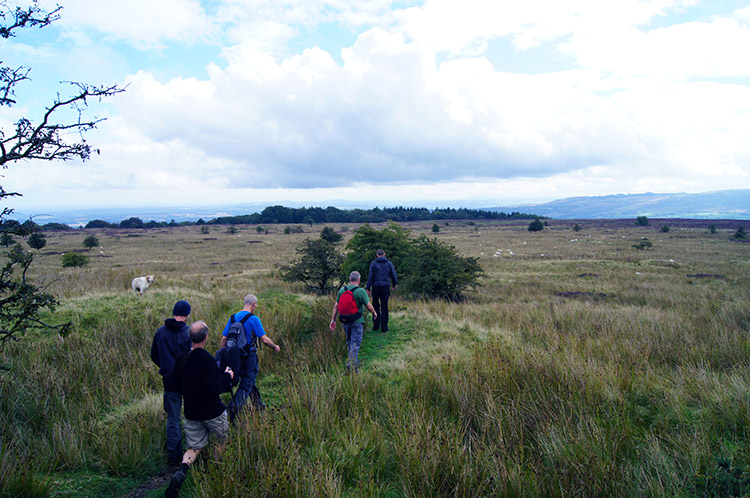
[487,190,750,219]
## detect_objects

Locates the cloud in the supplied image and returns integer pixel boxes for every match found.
[43,0,216,49]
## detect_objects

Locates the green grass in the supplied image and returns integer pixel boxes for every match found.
[2,220,750,497]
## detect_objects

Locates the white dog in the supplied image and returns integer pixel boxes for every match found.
[131,275,154,296]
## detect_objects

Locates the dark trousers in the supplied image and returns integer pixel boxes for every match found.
[371,285,391,331]
[228,351,261,415]
[163,391,183,463]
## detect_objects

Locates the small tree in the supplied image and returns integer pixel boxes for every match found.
[733,226,747,240]
[660,225,670,233]
[400,235,482,300]
[26,231,46,251]
[320,226,342,244]
[528,219,544,232]
[200,226,210,234]
[342,222,411,281]
[636,216,649,226]
[431,223,440,233]
[709,224,717,234]
[61,252,89,267]
[0,232,13,246]
[304,215,314,227]
[226,225,237,235]
[280,238,344,293]
[256,226,265,234]
[82,234,99,250]
[573,224,581,232]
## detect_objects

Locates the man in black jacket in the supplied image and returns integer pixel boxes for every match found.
[366,249,398,332]
[151,300,192,465]
[166,320,234,498]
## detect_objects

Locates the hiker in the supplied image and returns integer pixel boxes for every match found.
[165,321,234,498]
[219,294,281,418]
[329,271,377,373]
[366,248,398,332]
[151,300,192,466]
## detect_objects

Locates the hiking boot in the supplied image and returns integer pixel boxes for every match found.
[165,469,186,498]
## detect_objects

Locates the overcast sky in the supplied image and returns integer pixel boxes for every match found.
[1,0,749,212]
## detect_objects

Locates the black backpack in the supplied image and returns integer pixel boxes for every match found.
[226,312,253,350]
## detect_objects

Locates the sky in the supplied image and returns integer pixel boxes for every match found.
[1,0,749,214]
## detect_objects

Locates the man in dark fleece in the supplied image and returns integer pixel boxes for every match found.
[366,249,398,332]
[151,300,192,465]
[165,321,234,498]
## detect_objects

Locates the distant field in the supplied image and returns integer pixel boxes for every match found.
[2,218,749,497]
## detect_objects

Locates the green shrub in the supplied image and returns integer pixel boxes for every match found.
[400,235,482,300]
[633,239,653,250]
[0,232,14,246]
[27,232,46,251]
[636,216,649,226]
[573,224,581,232]
[319,226,342,244]
[341,222,411,280]
[431,223,440,233]
[660,225,670,233]
[280,238,344,293]
[528,219,544,232]
[733,226,747,239]
[61,253,89,267]
[83,234,99,250]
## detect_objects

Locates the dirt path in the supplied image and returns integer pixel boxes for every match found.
[119,469,172,498]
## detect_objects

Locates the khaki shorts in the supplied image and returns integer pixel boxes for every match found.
[184,411,228,450]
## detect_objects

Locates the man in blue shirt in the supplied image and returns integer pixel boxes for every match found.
[219,294,281,418]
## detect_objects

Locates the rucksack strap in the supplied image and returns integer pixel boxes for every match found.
[231,312,253,324]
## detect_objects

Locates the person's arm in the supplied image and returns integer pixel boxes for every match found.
[390,262,398,288]
[366,302,377,320]
[260,334,281,352]
[150,335,160,367]
[329,302,338,331]
[219,336,227,349]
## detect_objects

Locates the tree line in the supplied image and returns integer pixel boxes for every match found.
[7,205,539,231]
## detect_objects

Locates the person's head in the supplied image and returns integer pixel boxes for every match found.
[376,249,385,257]
[189,320,209,345]
[243,294,258,311]
[172,300,191,321]
[349,271,360,284]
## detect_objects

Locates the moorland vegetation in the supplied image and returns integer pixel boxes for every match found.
[1,218,749,497]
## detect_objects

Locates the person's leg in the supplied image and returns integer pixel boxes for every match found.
[348,322,364,372]
[167,420,208,497]
[377,286,391,331]
[229,352,258,416]
[163,391,183,464]
[371,288,382,331]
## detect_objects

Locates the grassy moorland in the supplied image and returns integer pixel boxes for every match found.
[1,218,749,497]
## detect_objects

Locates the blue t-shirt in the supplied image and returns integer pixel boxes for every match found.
[222,311,266,351]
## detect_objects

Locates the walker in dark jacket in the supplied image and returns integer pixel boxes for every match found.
[366,250,398,332]
[150,300,192,465]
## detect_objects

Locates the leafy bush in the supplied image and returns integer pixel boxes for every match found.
[633,239,653,250]
[0,232,14,246]
[226,225,238,235]
[280,238,344,293]
[341,222,411,280]
[660,225,670,233]
[636,216,649,226]
[200,226,210,234]
[733,226,747,239]
[399,235,482,300]
[284,226,304,234]
[431,223,440,233]
[528,219,544,232]
[61,253,89,268]
[573,224,581,232]
[26,232,46,251]
[82,235,99,250]
[320,226,342,244]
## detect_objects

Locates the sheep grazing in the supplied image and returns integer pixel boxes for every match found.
[131,275,154,296]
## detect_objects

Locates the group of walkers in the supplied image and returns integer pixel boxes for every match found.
[150,250,397,497]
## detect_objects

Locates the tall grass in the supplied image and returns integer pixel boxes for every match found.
[2,220,749,496]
